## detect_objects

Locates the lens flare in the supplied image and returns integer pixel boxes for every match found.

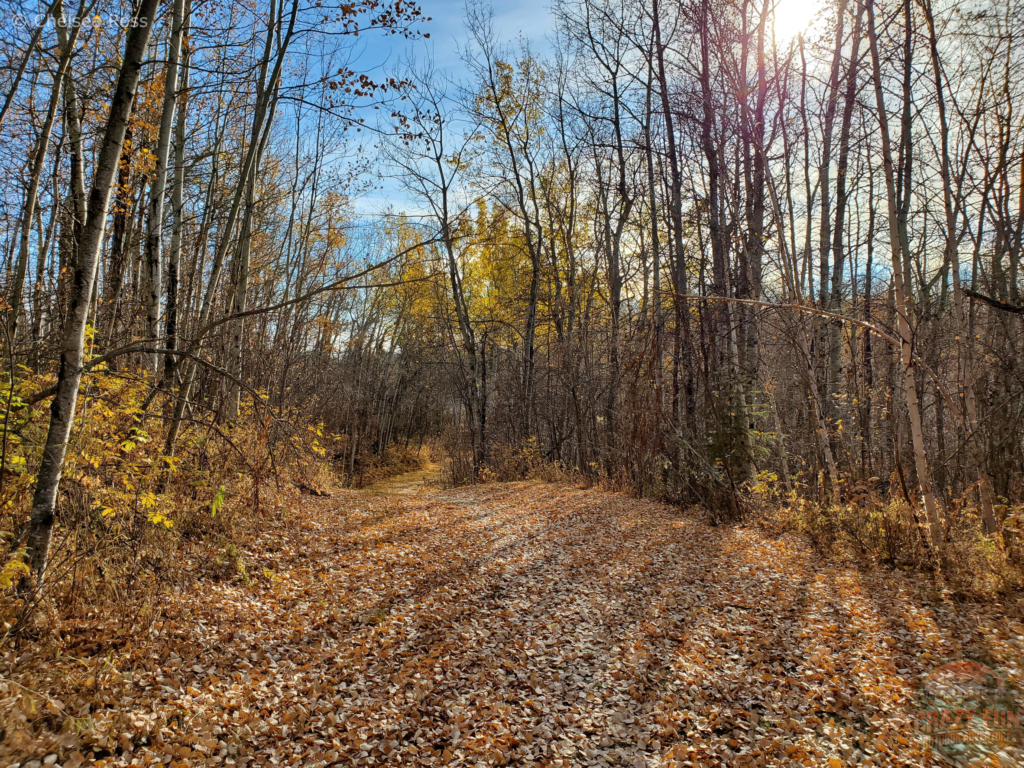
[772,0,822,43]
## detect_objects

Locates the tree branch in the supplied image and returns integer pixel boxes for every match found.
[963,288,1024,315]
[658,291,967,430]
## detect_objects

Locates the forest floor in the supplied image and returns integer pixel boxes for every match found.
[5,481,1024,767]
[363,462,442,496]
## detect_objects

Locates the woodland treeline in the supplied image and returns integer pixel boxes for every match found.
[0,0,1023,590]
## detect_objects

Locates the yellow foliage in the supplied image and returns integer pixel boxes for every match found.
[0,548,28,589]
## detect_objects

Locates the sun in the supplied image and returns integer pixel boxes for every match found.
[772,0,823,43]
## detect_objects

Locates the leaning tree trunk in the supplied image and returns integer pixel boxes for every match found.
[224,183,254,420]
[866,0,944,549]
[50,1,88,270]
[920,0,999,537]
[0,0,61,131]
[26,0,160,583]
[225,84,277,420]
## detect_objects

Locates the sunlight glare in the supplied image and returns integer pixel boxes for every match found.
[772,0,822,44]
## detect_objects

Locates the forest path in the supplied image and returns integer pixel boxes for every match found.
[362,460,442,495]
[22,483,1024,767]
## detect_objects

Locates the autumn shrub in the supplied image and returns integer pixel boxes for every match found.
[0,369,343,646]
[484,436,545,482]
[746,470,1024,599]
[439,423,475,487]
[434,427,579,488]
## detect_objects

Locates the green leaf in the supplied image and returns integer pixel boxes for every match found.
[211,485,226,518]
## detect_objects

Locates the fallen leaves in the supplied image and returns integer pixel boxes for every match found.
[3,481,1024,767]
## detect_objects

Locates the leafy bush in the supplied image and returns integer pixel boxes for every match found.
[0,369,342,645]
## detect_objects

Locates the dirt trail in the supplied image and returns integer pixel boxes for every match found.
[6,483,1024,767]
[363,461,442,495]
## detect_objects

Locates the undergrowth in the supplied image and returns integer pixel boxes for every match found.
[0,369,343,648]
[745,470,1024,601]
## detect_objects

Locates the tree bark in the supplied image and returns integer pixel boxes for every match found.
[143,0,186,375]
[26,0,161,582]
[164,0,191,381]
[8,33,76,342]
[866,0,944,549]
[920,0,999,537]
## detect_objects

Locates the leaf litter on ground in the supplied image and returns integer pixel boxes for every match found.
[3,481,1024,767]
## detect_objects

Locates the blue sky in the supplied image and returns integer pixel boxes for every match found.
[349,0,557,214]
[361,0,555,73]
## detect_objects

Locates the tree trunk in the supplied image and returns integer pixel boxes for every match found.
[164,1,191,381]
[8,38,74,342]
[920,0,999,537]
[26,0,160,582]
[866,0,944,549]
[143,0,186,375]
